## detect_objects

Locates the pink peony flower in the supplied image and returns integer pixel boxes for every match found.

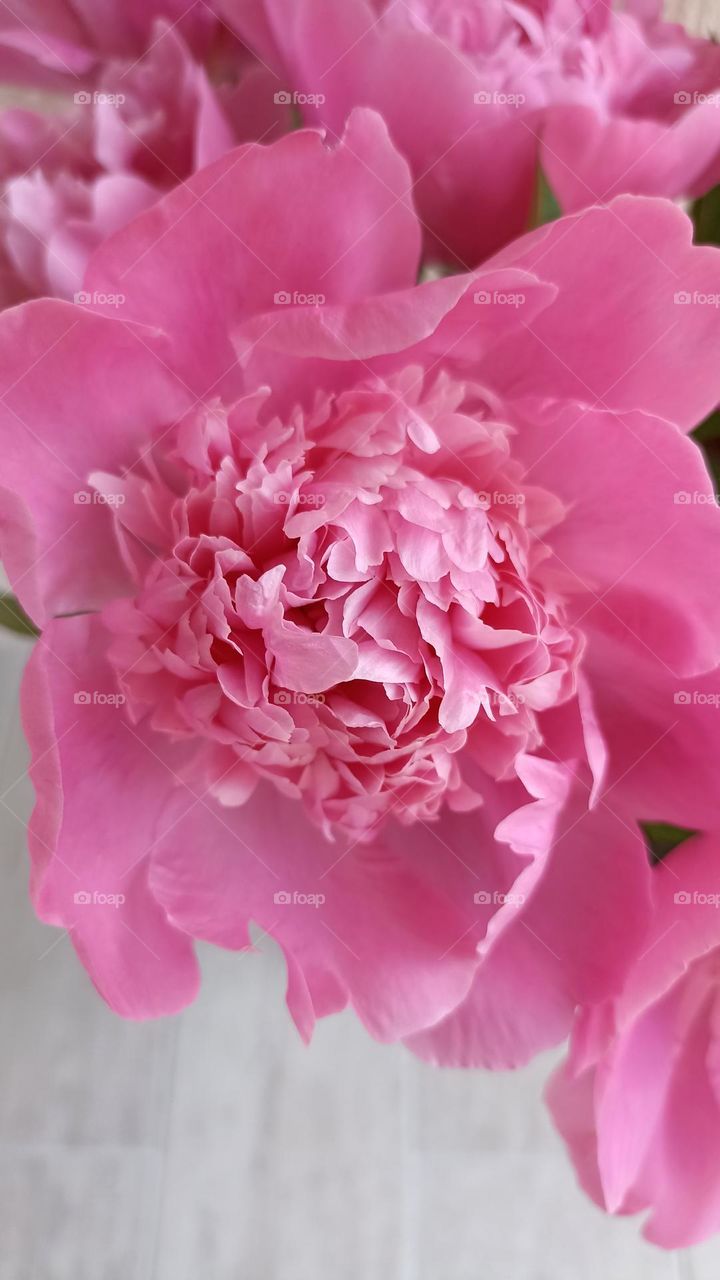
[0,0,218,85]
[0,21,287,302]
[541,0,720,213]
[548,831,720,1247]
[0,105,91,307]
[218,0,720,265]
[2,113,720,1059]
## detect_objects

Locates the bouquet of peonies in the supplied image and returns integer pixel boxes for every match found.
[2,0,720,1250]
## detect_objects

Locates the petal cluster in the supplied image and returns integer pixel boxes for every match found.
[1,3,720,1253]
[220,0,720,263]
[99,368,575,838]
[0,18,287,302]
[548,833,720,1247]
[0,118,718,1078]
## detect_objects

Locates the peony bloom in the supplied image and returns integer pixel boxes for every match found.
[218,0,720,265]
[548,831,720,1247]
[0,21,287,303]
[540,0,720,214]
[2,113,720,1060]
[0,0,218,85]
[0,105,92,307]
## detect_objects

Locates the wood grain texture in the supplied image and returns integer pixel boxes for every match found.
[0,629,716,1278]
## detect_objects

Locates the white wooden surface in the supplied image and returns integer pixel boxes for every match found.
[665,0,720,38]
[0,627,717,1279]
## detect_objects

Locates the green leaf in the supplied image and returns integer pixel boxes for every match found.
[692,183,720,247]
[0,593,39,637]
[692,408,720,445]
[641,821,696,865]
[692,410,720,495]
[532,167,561,228]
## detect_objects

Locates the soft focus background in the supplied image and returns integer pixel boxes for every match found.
[666,0,720,38]
[0,625,719,1278]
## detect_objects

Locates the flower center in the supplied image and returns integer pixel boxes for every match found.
[98,370,579,839]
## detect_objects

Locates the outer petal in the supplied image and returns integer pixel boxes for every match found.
[233,267,557,409]
[613,834,720,1030]
[221,0,540,267]
[0,0,214,77]
[407,777,652,1067]
[84,109,421,396]
[592,988,691,1215]
[549,978,720,1248]
[514,400,720,675]
[545,1052,607,1208]
[0,300,191,625]
[234,267,555,363]
[542,101,720,213]
[548,835,720,1247]
[639,992,720,1248]
[22,615,200,1018]
[486,196,720,430]
[0,33,91,88]
[584,639,720,832]
[149,785,483,1044]
[214,0,282,71]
